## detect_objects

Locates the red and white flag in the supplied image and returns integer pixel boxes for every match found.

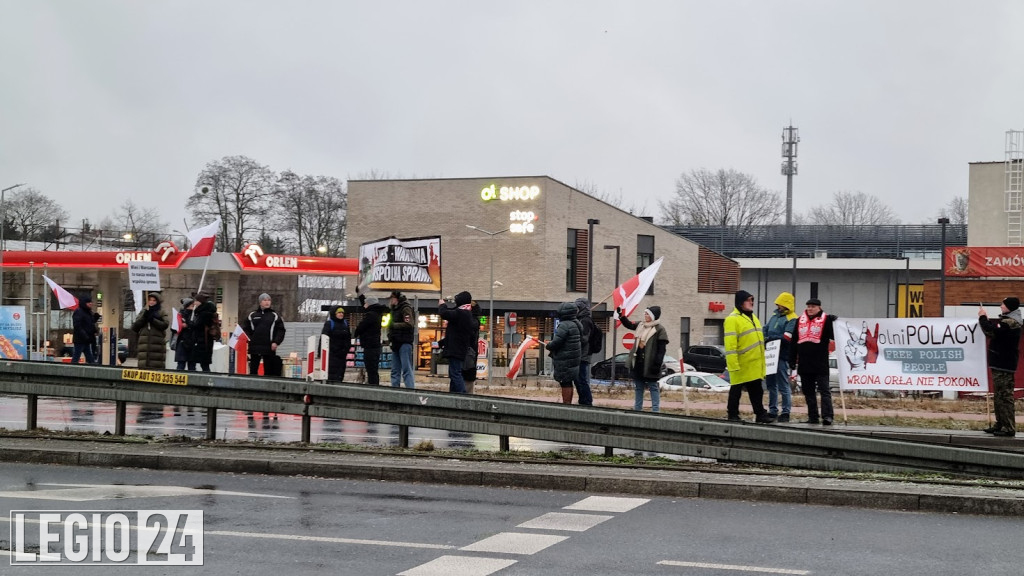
[186,218,221,257]
[506,335,540,381]
[611,256,664,324]
[171,308,181,332]
[42,275,79,310]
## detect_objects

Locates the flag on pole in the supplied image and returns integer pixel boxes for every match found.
[228,324,246,349]
[611,256,664,324]
[171,307,181,332]
[506,335,540,381]
[42,275,79,310]
[185,218,221,257]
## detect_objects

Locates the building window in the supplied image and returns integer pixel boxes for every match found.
[566,229,590,292]
[810,282,819,301]
[637,235,655,294]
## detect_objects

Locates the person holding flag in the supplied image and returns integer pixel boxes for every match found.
[172,297,196,370]
[618,305,668,412]
[71,295,98,364]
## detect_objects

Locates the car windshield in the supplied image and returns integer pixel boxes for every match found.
[700,374,730,387]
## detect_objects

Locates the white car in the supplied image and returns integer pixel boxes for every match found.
[828,354,840,390]
[659,371,731,392]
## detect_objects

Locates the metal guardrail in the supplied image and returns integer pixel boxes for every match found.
[1,361,1022,479]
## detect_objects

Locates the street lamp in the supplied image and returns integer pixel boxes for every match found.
[604,244,620,388]
[0,183,27,305]
[938,217,949,316]
[587,219,600,305]
[466,224,510,387]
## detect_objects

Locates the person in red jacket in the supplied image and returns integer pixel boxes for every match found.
[789,298,837,425]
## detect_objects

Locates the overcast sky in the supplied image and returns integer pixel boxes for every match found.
[3,0,1023,233]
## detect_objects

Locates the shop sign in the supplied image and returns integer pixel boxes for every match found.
[480,184,541,202]
[509,210,538,234]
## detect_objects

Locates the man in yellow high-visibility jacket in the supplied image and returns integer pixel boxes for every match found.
[724,290,774,424]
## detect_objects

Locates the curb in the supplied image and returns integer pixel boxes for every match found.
[2,441,1023,518]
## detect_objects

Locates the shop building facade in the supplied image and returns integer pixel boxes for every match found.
[347,177,740,369]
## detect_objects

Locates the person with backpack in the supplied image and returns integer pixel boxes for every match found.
[131,292,169,370]
[320,305,352,383]
[573,298,599,406]
[186,292,217,372]
[546,301,583,404]
[244,293,286,377]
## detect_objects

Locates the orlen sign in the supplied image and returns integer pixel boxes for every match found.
[480,184,541,202]
[115,252,153,263]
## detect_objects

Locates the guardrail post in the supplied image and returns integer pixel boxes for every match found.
[114,401,126,435]
[604,446,614,457]
[398,424,409,448]
[499,435,510,452]
[301,414,311,443]
[26,394,37,430]
[206,408,218,440]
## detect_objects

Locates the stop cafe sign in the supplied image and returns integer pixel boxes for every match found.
[622,333,636,350]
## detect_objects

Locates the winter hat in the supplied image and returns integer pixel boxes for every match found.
[774,292,795,312]
[735,290,754,309]
[390,291,403,300]
[364,297,379,307]
[194,292,210,303]
[806,298,822,306]
[258,293,271,303]
[333,306,345,315]
[79,294,92,305]
[180,297,194,308]
[455,291,473,306]
[645,305,662,321]
[1004,297,1020,312]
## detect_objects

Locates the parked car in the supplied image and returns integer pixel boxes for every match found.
[591,353,682,380]
[828,354,839,391]
[658,371,731,392]
[682,345,727,373]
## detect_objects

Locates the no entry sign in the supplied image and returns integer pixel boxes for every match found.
[622,333,636,350]
[507,312,517,328]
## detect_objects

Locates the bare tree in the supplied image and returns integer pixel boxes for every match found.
[105,200,169,248]
[659,168,784,228]
[275,173,348,255]
[807,191,900,226]
[935,196,968,225]
[188,156,276,252]
[5,188,68,248]
[574,179,650,216]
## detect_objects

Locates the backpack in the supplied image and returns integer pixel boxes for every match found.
[208,312,222,342]
[589,324,604,354]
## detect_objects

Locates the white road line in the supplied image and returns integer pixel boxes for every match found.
[564,496,649,513]
[658,560,811,574]
[460,532,567,555]
[397,555,517,576]
[207,530,456,550]
[516,512,613,532]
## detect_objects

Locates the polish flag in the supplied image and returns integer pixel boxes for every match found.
[506,335,540,381]
[42,275,79,310]
[611,256,664,324]
[171,308,181,332]
[186,218,221,257]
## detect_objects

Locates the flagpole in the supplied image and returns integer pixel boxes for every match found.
[191,255,212,321]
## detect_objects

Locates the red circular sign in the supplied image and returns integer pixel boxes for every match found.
[622,333,635,350]
[508,312,517,328]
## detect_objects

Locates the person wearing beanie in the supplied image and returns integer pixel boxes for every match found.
[354,297,387,385]
[388,291,416,389]
[573,298,598,406]
[724,291,773,423]
[789,298,838,425]
[320,305,352,383]
[131,292,169,370]
[243,293,286,377]
[763,292,798,422]
[618,305,669,412]
[979,297,1022,437]
[172,298,198,370]
[185,293,218,372]
[71,294,98,364]
[438,291,476,394]
[547,301,584,404]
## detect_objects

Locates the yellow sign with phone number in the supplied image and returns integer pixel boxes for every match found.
[120,369,188,386]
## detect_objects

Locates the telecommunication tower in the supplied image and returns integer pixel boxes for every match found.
[781,125,799,226]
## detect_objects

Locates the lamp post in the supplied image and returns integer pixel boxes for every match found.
[466,225,510,387]
[586,218,600,305]
[604,244,620,388]
[0,183,27,305]
[938,217,949,316]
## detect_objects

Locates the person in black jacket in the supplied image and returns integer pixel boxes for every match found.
[574,298,597,406]
[243,293,286,377]
[354,296,386,385]
[321,305,352,383]
[979,297,1022,437]
[186,293,217,372]
[789,298,837,425]
[71,295,98,364]
[438,291,476,394]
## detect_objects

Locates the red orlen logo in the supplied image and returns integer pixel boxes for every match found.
[242,243,265,265]
[12,313,20,320]
[154,240,179,262]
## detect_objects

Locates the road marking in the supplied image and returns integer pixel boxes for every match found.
[564,496,649,513]
[658,560,810,574]
[460,532,567,555]
[397,555,517,576]
[209,530,456,550]
[516,512,613,532]
[0,483,292,501]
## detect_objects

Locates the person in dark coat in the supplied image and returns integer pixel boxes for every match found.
[321,305,352,383]
[463,302,482,394]
[789,298,837,425]
[438,291,476,394]
[388,291,416,389]
[244,293,286,377]
[546,301,583,404]
[131,292,169,369]
[71,295,98,364]
[172,298,196,370]
[354,296,386,385]
[979,297,1022,437]
[186,293,217,372]
[574,298,596,406]
[620,305,668,412]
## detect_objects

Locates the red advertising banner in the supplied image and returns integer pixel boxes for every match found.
[945,247,1024,278]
